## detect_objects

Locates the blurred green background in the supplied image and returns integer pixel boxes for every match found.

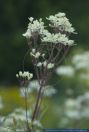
[0,0,89,129]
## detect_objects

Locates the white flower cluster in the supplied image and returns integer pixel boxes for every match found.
[65,92,89,119]
[46,12,75,33]
[23,17,47,39]
[30,49,41,59]
[43,85,57,97]
[72,51,89,70]
[30,49,54,69]
[20,80,57,97]
[16,71,33,80]
[2,108,42,131]
[56,51,89,81]
[42,32,74,45]
[36,61,54,69]
[0,127,12,132]
[23,12,76,46]
[47,63,54,69]
[30,49,46,60]
[56,66,75,77]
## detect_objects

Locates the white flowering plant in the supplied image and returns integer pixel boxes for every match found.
[55,51,89,128]
[1,12,76,132]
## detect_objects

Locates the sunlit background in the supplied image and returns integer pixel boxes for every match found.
[0,0,89,130]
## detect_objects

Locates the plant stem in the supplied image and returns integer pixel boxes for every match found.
[24,87,30,131]
[29,84,43,132]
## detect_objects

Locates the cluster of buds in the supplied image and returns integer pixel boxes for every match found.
[30,48,54,69]
[30,49,45,59]
[16,71,33,81]
[36,61,54,69]
[30,49,41,59]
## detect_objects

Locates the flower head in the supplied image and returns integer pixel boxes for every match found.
[46,12,75,34]
[16,71,33,80]
[42,32,74,46]
[23,18,46,39]
[47,63,54,69]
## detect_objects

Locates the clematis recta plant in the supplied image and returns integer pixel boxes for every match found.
[16,12,76,132]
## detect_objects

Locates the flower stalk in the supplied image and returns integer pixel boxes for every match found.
[16,12,76,132]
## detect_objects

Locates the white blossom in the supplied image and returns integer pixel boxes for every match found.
[19,71,23,76]
[65,99,77,108]
[3,108,42,131]
[42,85,57,97]
[65,92,89,119]
[47,63,54,69]
[67,40,75,46]
[30,52,36,57]
[72,51,89,70]
[32,48,36,53]
[42,32,74,46]
[47,12,75,34]
[55,12,65,17]
[28,17,34,22]
[28,80,40,92]
[43,61,47,67]
[35,52,41,58]
[16,74,19,78]
[56,66,75,77]
[16,71,33,80]
[23,18,46,39]
[37,62,42,67]
[23,28,32,39]
[22,80,57,97]
[30,51,41,59]
[42,53,45,58]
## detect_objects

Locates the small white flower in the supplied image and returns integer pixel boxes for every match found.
[46,12,75,34]
[19,71,23,76]
[23,29,31,39]
[29,17,34,22]
[30,73,33,78]
[67,40,74,46]
[37,62,42,67]
[27,80,57,97]
[42,32,74,46]
[42,53,45,58]
[47,63,54,69]
[16,71,33,80]
[55,12,66,17]
[42,85,57,97]
[23,18,46,39]
[28,80,40,92]
[56,66,75,77]
[30,51,41,59]
[72,51,89,70]
[32,48,36,53]
[16,74,19,78]
[43,61,47,67]
[65,99,77,108]
[35,52,41,58]
[30,52,35,57]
